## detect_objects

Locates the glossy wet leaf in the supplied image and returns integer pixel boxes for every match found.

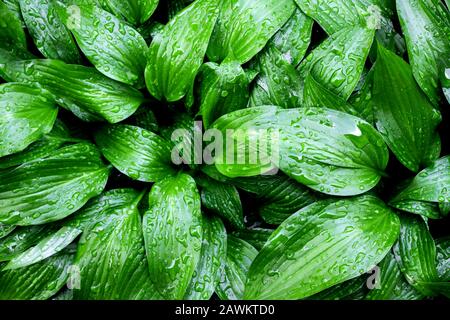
[57,3,147,87]
[95,124,175,182]
[185,215,227,300]
[298,26,375,100]
[0,225,53,262]
[197,61,255,128]
[397,0,450,105]
[19,0,81,63]
[0,143,109,226]
[373,45,441,172]
[435,238,450,281]
[145,0,219,102]
[73,189,161,300]
[4,226,81,270]
[244,196,400,300]
[393,214,440,296]
[212,106,389,196]
[0,1,27,55]
[364,251,423,300]
[0,224,15,239]
[0,250,73,299]
[0,83,58,158]
[0,120,72,169]
[232,228,273,251]
[309,275,367,300]
[442,68,450,104]
[390,156,450,219]
[98,0,159,25]
[216,235,258,300]
[143,174,202,299]
[196,174,244,229]
[295,0,394,35]
[207,0,296,64]
[0,59,144,123]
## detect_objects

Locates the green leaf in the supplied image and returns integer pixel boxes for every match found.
[0,225,53,262]
[0,1,27,54]
[397,0,450,105]
[364,251,424,300]
[390,156,450,219]
[309,275,367,300]
[0,120,72,169]
[373,45,441,172]
[436,237,450,281]
[0,250,73,299]
[303,73,359,116]
[349,67,375,125]
[212,106,389,196]
[0,224,15,239]
[0,143,109,226]
[0,83,58,157]
[216,235,258,300]
[2,0,24,26]
[298,26,375,100]
[244,196,400,300]
[73,189,161,300]
[19,0,81,63]
[295,0,394,35]
[207,0,296,64]
[143,174,202,299]
[249,47,303,109]
[4,226,81,270]
[95,124,175,182]
[145,0,219,102]
[393,214,440,296]
[442,68,450,104]
[0,59,144,123]
[98,0,159,25]
[196,174,245,230]
[198,61,255,128]
[232,228,273,251]
[185,215,227,300]
[57,3,147,87]
[132,106,159,132]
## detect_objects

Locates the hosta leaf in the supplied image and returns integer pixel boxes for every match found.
[393,214,440,296]
[249,47,303,109]
[212,106,389,196]
[216,235,258,300]
[259,7,313,67]
[303,73,359,116]
[0,225,53,262]
[202,167,318,224]
[373,45,441,172]
[196,175,245,229]
[73,189,161,300]
[145,0,219,102]
[4,226,81,270]
[0,120,72,169]
[143,174,202,299]
[232,228,273,251]
[2,0,23,25]
[244,196,400,300]
[185,215,227,300]
[132,106,159,133]
[364,251,424,300]
[207,0,296,64]
[295,0,394,35]
[19,0,81,63]
[436,238,450,281]
[57,3,147,87]
[0,143,109,226]
[397,0,450,105]
[197,61,255,128]
[0,1,27,54]
[0,59,144,123]
[390,156,450,219]
[0,224,15,239]
[95,124,175,182]
[309,275,367,300]
[0,83,58,157]
[442,68,450,104]
[298,26,375,100]
[349,67,375,125]
[98,0,159,25]
[0,250,73,299]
